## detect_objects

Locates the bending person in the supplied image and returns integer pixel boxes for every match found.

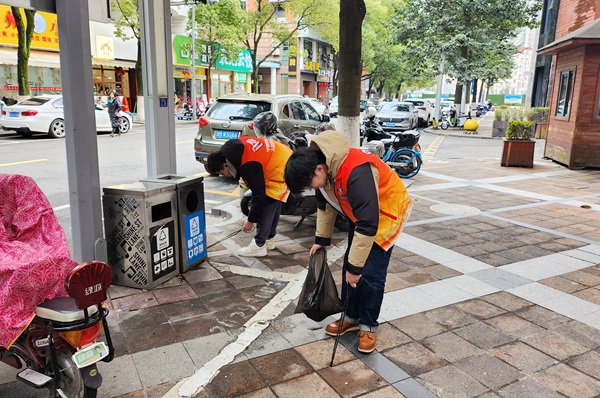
[206,135,292,257]
[284,130,412,353]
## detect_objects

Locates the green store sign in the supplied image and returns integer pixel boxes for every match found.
[172,35,252,73]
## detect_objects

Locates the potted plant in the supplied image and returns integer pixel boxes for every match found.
[492,106,508,137]
[501,120,535,167]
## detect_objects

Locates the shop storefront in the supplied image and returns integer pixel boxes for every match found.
[0,6,61,99]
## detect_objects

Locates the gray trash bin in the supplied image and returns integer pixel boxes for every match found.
[140,174,207,273]
[102,181,179,289]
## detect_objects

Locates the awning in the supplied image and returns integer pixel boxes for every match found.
[0,48,61,68]
[538,18,600,55]
[92,58,137,69]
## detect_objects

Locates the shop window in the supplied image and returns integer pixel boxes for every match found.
[93,66,122,96]
[304,40,313,62]
[555,70,573,117]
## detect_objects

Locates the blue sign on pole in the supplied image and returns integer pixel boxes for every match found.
[183,210,206,267]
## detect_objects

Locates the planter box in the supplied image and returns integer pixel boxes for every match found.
[492,120,508,137]
[501,139,535,168]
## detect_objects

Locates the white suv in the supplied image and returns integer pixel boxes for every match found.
[404,99,433,127]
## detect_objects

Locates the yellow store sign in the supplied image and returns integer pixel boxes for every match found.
[0,6,59,51]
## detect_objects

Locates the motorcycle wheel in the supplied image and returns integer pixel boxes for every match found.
[48,352,97,398]
[390,149,421,178]
[440,121,448,130]
[240,195,251,217]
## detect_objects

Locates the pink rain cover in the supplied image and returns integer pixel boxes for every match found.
[0,174,77,348]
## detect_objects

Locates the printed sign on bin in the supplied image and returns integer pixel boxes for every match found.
[184,210,206,266]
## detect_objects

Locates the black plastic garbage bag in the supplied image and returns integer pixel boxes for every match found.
[295,248,341,321]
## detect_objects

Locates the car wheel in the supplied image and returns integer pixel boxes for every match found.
[48,119,65,138]
[118,117,131,134]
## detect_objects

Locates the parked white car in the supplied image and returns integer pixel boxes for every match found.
[307,98,327,115]
[328,96,338,117]
[0,95,132,138]
[404,99,434,127]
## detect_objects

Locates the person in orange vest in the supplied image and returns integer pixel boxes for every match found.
[284,130,412,354]
[206,125,292,257]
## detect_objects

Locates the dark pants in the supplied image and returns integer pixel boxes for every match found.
[253,197,282,247]
[110,116,120,135]
[342,220,393,332]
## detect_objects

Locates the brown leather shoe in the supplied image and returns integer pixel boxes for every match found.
[325,319,359,336]
[357,331,376,353]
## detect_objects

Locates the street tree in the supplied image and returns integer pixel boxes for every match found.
[186,0,245,104]
[390,0,541,106]
[240,0,337,93]
[337,0,366,145]
[111,0,142,96]
[11,7,36,96]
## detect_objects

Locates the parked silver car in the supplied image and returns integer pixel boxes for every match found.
[375,102,419,131]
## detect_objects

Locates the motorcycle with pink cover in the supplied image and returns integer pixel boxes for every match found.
[0,174,114,398]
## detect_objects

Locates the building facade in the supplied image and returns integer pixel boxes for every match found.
[535,0,600,168]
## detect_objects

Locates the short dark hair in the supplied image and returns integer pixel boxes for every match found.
[206,151,226,175]
[284,147,326,193]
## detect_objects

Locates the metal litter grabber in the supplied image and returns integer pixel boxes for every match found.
[329,285,352,367]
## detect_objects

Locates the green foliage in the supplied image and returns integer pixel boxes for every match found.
[389,0,542,85]
[111,0,143,95]
[505,120,534,140]
[239,0,338,93]
[532,107,549,123]
[494,107,504,121]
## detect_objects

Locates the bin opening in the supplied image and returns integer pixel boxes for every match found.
[157,175,185,181]
[186,190,200,213]
[151,202,172,222]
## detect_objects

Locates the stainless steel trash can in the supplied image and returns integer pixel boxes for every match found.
[140,175,207,273]
[102,182,179,289]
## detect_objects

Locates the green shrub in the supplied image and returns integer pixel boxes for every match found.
[506,120,534,140]
[494,108,504,121]
[532,107,549,123]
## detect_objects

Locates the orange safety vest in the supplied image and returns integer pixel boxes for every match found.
[334,148,411,250]
[239,136,292,202]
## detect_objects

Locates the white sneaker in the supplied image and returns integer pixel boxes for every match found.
[266,238,276,250]
[238,240,267,257]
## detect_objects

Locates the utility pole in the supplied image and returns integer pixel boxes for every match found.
[191,4,197,119]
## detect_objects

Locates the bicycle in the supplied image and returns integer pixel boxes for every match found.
[370,130,422,178]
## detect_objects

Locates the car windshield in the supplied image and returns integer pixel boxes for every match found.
[408,100,424,106]
[19,98,51,106]
[379,103,398,112]
[395,105,411,112]
[208,100,271,121]
[440,101,453,107]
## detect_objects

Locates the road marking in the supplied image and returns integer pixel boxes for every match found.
[0,158,47,167]
[177,140,193,144]
[204,199,221,204]
[204,187,240,197]
[422,136,444,160]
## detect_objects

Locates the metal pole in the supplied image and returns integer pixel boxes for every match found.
[191,5,197,119]
[433,54,444,127]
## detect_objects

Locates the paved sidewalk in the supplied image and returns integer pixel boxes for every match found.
[2,118,600,398]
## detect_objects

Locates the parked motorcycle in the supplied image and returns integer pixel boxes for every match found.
[1,261,114,398]
[1,174,114,398]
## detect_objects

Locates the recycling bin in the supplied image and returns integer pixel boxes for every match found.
[140,174,207,273]
[102,182,179,289]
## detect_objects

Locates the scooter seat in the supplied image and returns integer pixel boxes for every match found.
[35,297,98,323]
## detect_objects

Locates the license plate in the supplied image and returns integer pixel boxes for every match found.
[215,130,240,139]
[9,112,19,117]
[72,342,109,368]
[384,123,396,127]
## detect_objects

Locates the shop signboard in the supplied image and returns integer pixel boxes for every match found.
[288,56,297,77]
[172,35,210,67]
[504,95,523,105]
[0,6,59,51]
[215,50,252,73]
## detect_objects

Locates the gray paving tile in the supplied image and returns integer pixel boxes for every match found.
[507,282,566,305]
[415,281,475,305]
[541,294,600,320]
[132,342,196,388]
[96,355,143,397]
[362,351,411,384]
[443,258,492,273]
[562,248,600,264]
[393,377,438,398]
[388,287,446,313]
[546,253,596,270]
[470,268,515,282]
[243,325,294,359]
[380,295,418,321]
[272,313,327,347]
[580,244,600,256]
[455,353,523,390]
[577,310,600,329]
[485,277,527,290]
[183,331,236,367]
[444,275,500,297]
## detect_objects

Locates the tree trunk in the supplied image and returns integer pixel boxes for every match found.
[478,79,485,102]
[454,84,462,105]
[136,40,144,96]
[337,0,366,147]
[471,79,478,104]
[13,7,35,96]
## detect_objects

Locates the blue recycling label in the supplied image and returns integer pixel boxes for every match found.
[184,210,206,266]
